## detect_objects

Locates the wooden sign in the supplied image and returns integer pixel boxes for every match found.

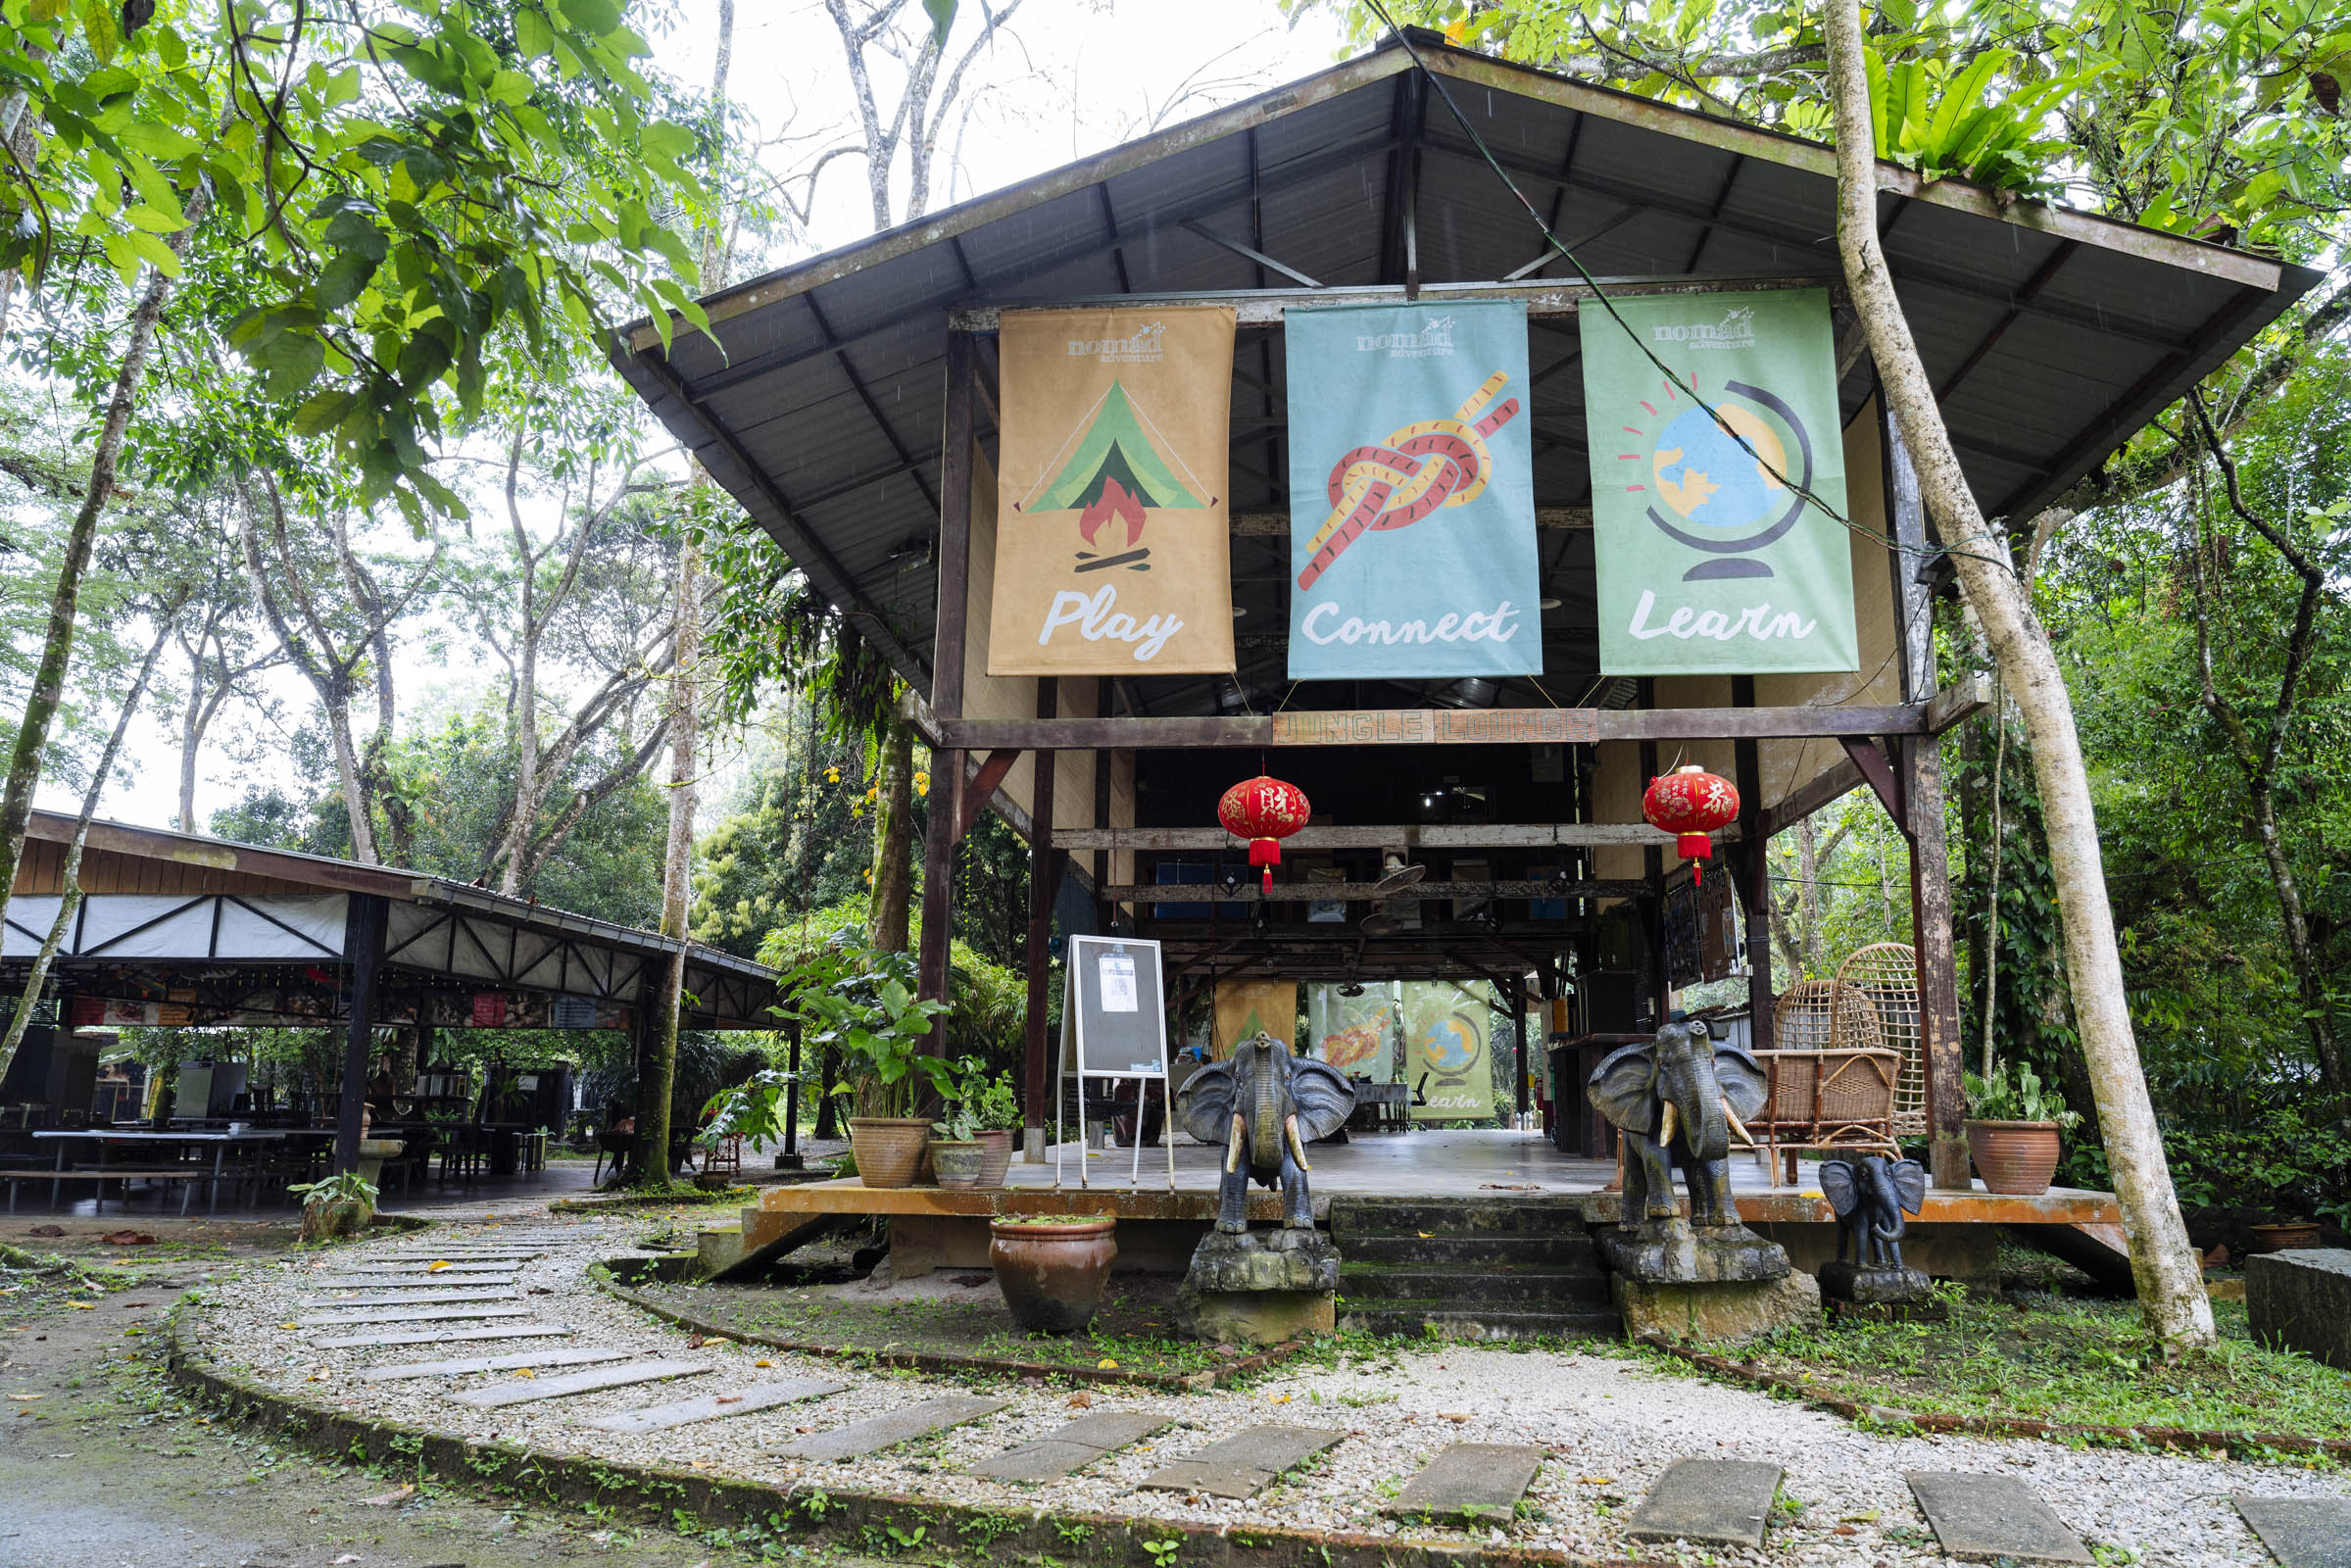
[1269,709,1599,746]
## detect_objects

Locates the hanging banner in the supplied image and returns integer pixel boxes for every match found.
[1306,982,1401,1082]
[989,306,1237,675]
[1402,981,1497,1122]
[1211,978,1297,1059]
[1284,302,1542,680]
[1580,288,1857,673]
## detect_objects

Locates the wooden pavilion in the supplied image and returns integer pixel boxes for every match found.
[612,32,2311,1268]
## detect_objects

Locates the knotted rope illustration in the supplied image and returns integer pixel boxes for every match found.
[1296,371,1521,591]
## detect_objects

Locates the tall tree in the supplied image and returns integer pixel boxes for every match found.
[1818,0,2214,1347]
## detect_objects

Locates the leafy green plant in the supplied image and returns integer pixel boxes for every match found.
[704,932,952,1129]
[1964,1061,2082,1131]
[931,1054,995,1140]
[1142,1538,1182,1568]
[975,1071,1023,1133]
[286,1170,378,1207]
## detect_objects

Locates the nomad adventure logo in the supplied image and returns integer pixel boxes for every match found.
[1065,321,1166,363]
[1649,305,1757,351]
[1355,315,1457,358]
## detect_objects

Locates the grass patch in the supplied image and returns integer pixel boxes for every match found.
[1672,1286,2351,1446]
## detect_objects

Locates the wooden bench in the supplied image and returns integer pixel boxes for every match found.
[1,1167,208,1214]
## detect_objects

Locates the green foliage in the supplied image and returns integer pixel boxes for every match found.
[0,0,714,524]
[1964,1059,2082,1130]
[288,1169,378,1206]
[771,930,954,1119]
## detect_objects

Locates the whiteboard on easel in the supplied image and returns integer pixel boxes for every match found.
[1063,935,1168,1080]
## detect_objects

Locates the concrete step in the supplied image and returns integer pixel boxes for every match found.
[1328,1198,1591,1237]
[1338,1261,1611,1306]
[1338,1231,1598,1267]
[1337,1299,1621,1340]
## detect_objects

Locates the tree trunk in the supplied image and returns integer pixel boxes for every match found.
[866,711,914,953]
[0,623,171,1079]
[0,190,204,933]
[323,695,380,863]
[1820,0,2213,1348]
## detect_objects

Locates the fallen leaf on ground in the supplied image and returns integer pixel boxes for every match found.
[278,1322,301,1331]
[754,1359,773,1368]
[7,1394,42,1401]
[716,1394,743,1404]
[513,1368,536,1379]
[1066,1392,1093,1408]
[63,1301,95,1311]
[360,1484,415,1506]
[1439,1411,1470,1422]
[1838,1510,1880,1524]
[426,1261,452,1272]
[332,1555,361,1564]
[100,1230,156,1246]
[1097,1357,1118,1369]
[1579,1476,1614,1485]
[24,1226,63,1239]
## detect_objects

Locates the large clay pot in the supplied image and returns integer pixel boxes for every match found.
[973,1129,1015,1189]
[990,1216,1116,1333]
[2249,1221,2323,1252]
[847,1117,932,1189]
[1966,1119,2062,1196]
[929,1139,986,1189]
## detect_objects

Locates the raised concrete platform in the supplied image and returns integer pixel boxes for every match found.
[715,1130,2122,1279]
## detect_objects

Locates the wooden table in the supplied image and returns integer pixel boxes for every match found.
[28,1129,296,1215]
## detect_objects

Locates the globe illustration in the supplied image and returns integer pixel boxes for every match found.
[1650,403,1788,535]
[1416,1010,1482,1075]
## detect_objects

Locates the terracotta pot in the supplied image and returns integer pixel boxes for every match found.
[990,1217,1117,1333]
[929,1139,986,1189]
[2249,1221,2324,1252]
[973,1129,1015,1189]
[1966,1119,2062,1196]
[847,1117,932,1189]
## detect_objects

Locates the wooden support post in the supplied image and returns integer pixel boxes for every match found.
[1904,734,1970,1188]
[780,1019,804,1170]
[918,330,977,1054]
[1510,979,1530,1121]
[1732,675,1773,1054]
[1638,682,1668,1027]
[1092,677,1113,936]
[1882,399,1968,1190]
[335,894,388,1175]
[1023,679,1059,1162]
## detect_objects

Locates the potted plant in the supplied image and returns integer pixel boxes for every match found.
[1963,1061,2082,1196]
[926,1055,993,1190]
[990,1213,1117,1332]
[772,935,952,1189]
[971,1072,1021,1189]
[288,1170,378,1243]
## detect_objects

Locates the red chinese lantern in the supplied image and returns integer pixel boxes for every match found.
[1642,763,1739,884]
[1217,775,1311,893]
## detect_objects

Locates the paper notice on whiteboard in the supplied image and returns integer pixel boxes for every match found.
[1098,952,1138,1011]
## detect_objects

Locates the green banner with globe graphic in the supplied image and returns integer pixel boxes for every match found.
[1580,289,1857,673]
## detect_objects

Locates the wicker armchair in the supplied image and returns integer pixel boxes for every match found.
[1755,980,1903,1184]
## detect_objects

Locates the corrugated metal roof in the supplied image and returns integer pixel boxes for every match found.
[614,34,2316,717]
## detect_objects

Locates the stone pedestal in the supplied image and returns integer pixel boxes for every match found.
[1819,1259,1940,1323]
[2247,1248,2351,1369]
[1599,1218,1791,1286]
[1176,1227,1340,1346]
[1602,1217,1810,1344]
[1615,1270,1820,1344]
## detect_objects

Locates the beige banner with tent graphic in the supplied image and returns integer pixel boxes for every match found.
[988,306,1237,675]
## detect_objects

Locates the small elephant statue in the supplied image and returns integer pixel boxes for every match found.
[1587,1014,1769,1231]
[1820,1153,1927,1271]
[1175,1031,1355,1232]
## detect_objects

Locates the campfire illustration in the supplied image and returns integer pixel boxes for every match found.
[1015,380,1213,571]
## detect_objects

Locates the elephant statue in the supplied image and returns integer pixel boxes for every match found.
[1587,1014,1770,1232]
[1176,1032,1355,1233]
[1820,1154,1928,1271]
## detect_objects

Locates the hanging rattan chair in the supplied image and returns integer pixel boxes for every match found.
[1836,943,1927,1138]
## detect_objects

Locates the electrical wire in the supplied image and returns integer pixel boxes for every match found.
[1355,4,1965,569]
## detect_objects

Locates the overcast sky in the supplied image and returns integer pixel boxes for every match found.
[59,0,1348,839]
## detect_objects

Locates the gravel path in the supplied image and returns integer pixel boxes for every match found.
[180,1217,2351,1566]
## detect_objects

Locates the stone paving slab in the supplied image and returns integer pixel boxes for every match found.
[313,1324,573,1349]
[1385,1443,1546,1525]
[966,1410,1171,1482]
[364,1348,632,1382]
[315,1274,520,1289]
[585,1377,849,1434]
[295,1304,536,1328]
[327,1263,518,1277]
[453,1359,713,1410]
[2236,1496,2351,1568]
[307,1290,517,1308]
[773,1396,1008,1462]
[1142,1425,1345,1499]
[1628,1459,1783,1547]
[1907,1472,2092,1564]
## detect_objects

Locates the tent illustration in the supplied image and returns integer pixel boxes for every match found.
[1017,380,1211,549]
